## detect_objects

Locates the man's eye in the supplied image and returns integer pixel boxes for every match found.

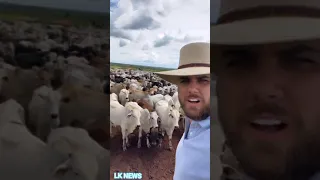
[200,79,209,83]
[292,57,315,64]
[180,79,188,83]
[226,58,255,68]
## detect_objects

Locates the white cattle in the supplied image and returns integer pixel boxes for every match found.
[155,100,180,150]
[172,92,181,109]
[129,83,139,91]
[57,84,109,133]
[0,99,67,180]
[66,56,89,65]
[89,78,105,92]
[110,93,118,102]
[121,102,142,151]
[47,127,109,180]
[110,93,124,136]
[28,85,62,141]
[139,110,159,148]
[148,94,164,108]
[158,87,165,95]
[164,94,172,102]
[118,88,129,106]
[45,55,68,71]
[45,56,103,89]
[0,61,16,71]
[0,68,8,92]
[110,81,115,88]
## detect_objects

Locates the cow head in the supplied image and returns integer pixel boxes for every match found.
[37,86,62,129]
[120,89,130,102]
[169,108,180,130]
[148,111,159,146]
[126,108,141,128]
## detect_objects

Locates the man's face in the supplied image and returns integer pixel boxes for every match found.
[178,75,210,121]
[214,40,320,179]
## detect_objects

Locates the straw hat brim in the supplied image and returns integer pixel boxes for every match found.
[154,67,210,85]
[211,17,320,45]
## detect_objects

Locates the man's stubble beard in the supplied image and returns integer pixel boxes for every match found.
[180,99,210,121]
[220,117,320,180]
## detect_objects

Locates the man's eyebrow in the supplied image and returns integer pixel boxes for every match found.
[198,75,210,79]
[280,45,320,55]
[179,76,210,79]
[221,47,256,57]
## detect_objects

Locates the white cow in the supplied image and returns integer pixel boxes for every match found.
[110,93,123,136]
[0,68,8,92]
[129,83,138,91]
[110,100,142,151]
[139,111,159,148]
[155,100,180,150]
[28,85,61,141]
[47,127,109,180]
[110,93,118,102]
[118,88,129,106]
[148,94,164,108]
[172,92,180,108]
[0,99,67,179]
[122,102,142,151]
[66,56,89,65]
[164,94,172,102]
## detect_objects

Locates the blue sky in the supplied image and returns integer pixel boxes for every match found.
[110,0,210,68]
[0,0,109,13]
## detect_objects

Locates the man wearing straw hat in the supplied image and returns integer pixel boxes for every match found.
[155,42,210,180]
[212,0,320,179]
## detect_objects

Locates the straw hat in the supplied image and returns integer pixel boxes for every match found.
[154,42,210,85]
[211,0,320,45]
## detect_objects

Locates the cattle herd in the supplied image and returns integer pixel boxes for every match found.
[0,18,188,180]
[110,68,185,151]
[0,19,109,180]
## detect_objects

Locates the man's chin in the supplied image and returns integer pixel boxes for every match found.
[185,111,209,120]
[235,146,287,179]
[181,104,210,120]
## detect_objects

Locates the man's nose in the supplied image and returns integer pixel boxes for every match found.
[187,82,200,93]
[51,114,58,119]
[252,68,284,101]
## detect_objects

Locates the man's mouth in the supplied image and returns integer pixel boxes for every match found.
[188,98,200,103]
[250,118,288,132]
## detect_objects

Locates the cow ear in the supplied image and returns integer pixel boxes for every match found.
[37,90,49,100]
[14,67,22,74]
[127,110,133,116]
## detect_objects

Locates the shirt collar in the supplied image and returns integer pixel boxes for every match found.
[187,116,210,129]
[242,172,320,180]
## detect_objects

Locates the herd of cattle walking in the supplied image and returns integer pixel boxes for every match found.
[110,68,185,151]
[0,20,109,180]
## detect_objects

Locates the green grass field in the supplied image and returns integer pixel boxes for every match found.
[110,63,175,72]
[0,2,109,28]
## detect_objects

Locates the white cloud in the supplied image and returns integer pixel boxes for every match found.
[119,39,130,47]
[110,0,210,68]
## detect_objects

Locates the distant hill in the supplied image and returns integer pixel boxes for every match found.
[0,2,109,28]
[111,62,175,72]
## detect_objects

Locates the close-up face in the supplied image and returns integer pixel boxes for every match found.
[178,75,210,121]
[214,40,320,179]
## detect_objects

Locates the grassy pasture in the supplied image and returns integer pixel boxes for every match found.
[110,62,174,72]
[0,2,109,28]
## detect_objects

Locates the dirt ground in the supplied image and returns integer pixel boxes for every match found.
[110,126,184,180]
